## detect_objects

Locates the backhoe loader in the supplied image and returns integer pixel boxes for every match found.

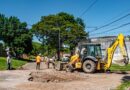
[55,33,129,73]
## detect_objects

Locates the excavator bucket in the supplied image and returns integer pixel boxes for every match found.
[114,57,129,66]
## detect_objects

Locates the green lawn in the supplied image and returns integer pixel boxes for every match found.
[110,64,130,90]
[117,81,130,90]
[0,57,27,70]
[110,64,130,71]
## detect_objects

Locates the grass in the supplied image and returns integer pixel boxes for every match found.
[110,64,130,90]
[0,57,27,70]
[117,81,130,90]
[110,64,130,71]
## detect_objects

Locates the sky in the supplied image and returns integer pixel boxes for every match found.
[0,0,130,41]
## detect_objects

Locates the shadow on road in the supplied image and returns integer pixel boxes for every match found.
[121,76,130,82]
[113,71,129,74]
[15,58,35,62]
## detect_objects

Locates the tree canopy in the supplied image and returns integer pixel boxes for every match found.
[32,12,87,54]
[0,14,33,56]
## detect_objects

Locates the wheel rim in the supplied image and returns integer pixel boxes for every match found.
[66,66,71,72]
[86,64,91,70]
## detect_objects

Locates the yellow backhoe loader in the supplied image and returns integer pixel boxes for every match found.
[55,33,129,73]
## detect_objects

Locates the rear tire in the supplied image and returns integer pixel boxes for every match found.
[55,62,63,71]
[83,60,96,73]
[65,64,74,72]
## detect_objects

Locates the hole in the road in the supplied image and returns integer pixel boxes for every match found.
[28,72,86,83]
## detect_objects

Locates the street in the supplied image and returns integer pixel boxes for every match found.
[0,62,130,90]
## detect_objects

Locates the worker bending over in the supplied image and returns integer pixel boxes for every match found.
[66,50,81,72]
[69,53,80,65]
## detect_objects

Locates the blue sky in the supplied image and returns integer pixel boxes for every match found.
[0,0,130,40]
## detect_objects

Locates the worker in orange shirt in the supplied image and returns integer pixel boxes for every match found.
[36,54,42,70]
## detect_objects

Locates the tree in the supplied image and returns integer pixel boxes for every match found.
[32,12,87,55]
[128,35,130,41]
[31,42,42,55]
[0,14,33,57]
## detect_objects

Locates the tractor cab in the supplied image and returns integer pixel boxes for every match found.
[79,43,102,60]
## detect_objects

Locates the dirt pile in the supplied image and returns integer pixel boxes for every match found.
[28,71,87,83]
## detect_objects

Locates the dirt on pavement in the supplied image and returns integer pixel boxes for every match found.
[0,62,130,90]
[28,71,87,83]
[18,70,128,90]
[0,70,30,90]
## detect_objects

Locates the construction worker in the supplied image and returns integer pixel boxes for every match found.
[46,56,55,69]
[6,47,12,70]
[80,47,87,60]
[66,50,80,72]
[69,51,80,65]
[36,54,41,70]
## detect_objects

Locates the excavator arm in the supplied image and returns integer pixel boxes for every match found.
[104,33,129,70]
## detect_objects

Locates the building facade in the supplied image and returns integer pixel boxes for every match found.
[91,36,130,62]
[79,36,130,63]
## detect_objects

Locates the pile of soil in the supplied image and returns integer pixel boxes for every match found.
[28,71,87,83]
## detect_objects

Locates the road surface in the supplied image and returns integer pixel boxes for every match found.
[0,62,129,90]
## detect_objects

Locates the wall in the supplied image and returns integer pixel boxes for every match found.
[90,36,130,62]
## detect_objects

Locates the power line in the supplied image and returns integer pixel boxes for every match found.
[80,0,98,17]
[104,8,130,24]
[90,22,130,36]
[89,13,130,33]
[28,0,98,28]
[87,5,130,34]
[86,26,97,28]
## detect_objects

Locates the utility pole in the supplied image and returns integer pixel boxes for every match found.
[56,22,61,61]
[58,28,60,61]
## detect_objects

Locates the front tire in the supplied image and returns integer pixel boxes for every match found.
[83,60,96,73]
